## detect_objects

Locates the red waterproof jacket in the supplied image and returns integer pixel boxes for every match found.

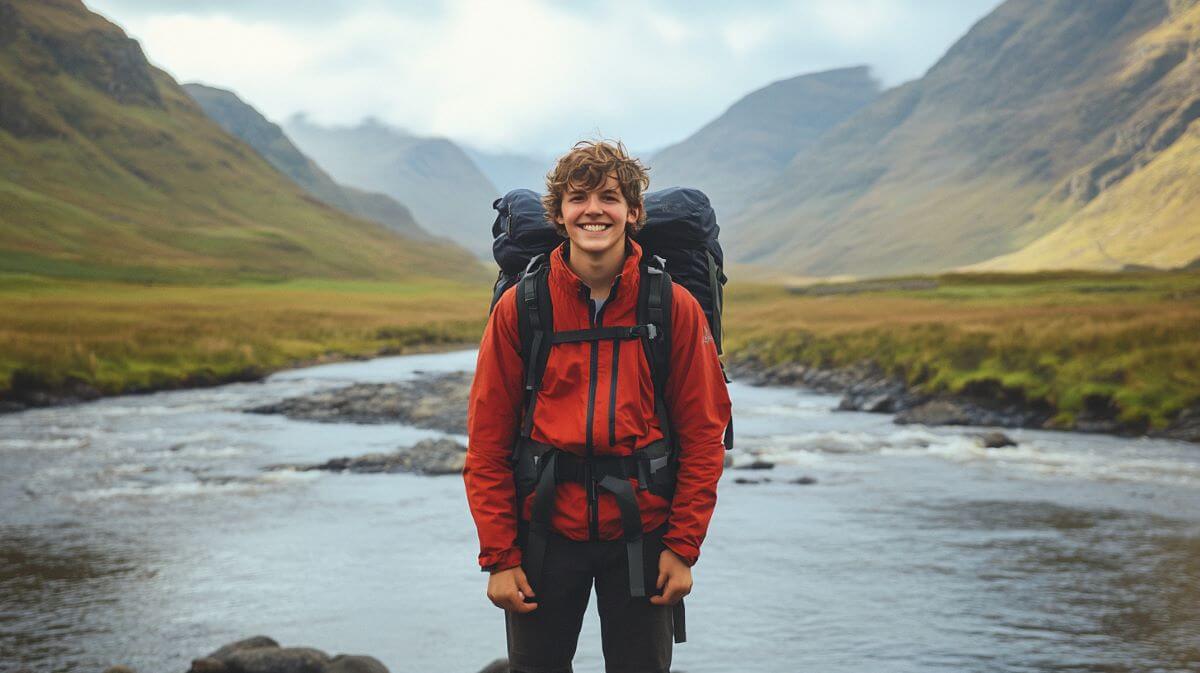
[464,238,732,572]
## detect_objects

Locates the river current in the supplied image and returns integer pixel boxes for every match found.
[2,349,1198,673]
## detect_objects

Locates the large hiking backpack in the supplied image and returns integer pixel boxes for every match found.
[487,188,729,638]
[490,187,727,353]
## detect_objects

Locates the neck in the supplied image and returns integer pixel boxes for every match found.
[566,239,627,301]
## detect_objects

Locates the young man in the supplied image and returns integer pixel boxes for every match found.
[464,140,731,673]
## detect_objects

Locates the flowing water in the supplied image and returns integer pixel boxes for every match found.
[2,349,1198,673]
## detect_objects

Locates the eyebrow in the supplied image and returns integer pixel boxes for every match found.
[566,187,620,195]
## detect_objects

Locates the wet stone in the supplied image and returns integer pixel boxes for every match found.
[246,371,471,434]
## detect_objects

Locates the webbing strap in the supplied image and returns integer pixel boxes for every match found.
[517,263,551,440]
[522,451,559,594]
[641,261,673,451]
[517,441,673,600]
[597,474,645,598]
[549,324,658,344]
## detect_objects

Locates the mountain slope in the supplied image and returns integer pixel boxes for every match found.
[182,82,435,243]
[730,0,1179,277]
[285,116,499,259]
[971,0,1200,271]
[649,66,880,220]
[0,0,481,283]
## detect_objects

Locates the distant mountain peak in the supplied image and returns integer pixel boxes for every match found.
[284,116,500,259]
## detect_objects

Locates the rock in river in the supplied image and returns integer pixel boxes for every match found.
[166,635,505,673]
[247,371,471,434]
[273,438,467,476]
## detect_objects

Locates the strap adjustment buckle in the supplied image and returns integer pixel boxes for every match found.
[630,324,658,340]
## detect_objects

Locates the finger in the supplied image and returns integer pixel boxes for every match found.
[649,580,675,605]
[656,577,690,605]
[510,594,538,613]
[516,573,536,599]
[656,567,667,591]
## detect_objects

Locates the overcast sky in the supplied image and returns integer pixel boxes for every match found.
[87,0,1000,155]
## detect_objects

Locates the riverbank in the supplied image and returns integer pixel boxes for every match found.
[723,268,1200,444]
[6,269,1198,446]
[726,355,1199,443]
[0,274,488,413]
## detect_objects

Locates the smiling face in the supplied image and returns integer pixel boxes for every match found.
[556,173,641,258]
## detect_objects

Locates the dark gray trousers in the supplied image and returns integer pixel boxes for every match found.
[505,524,674,673]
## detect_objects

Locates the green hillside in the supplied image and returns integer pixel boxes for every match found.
[0,0,483,284]
[182,82,442,245]
[730,0,1191,277]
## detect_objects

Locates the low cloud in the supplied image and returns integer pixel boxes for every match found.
[88,0,998,154]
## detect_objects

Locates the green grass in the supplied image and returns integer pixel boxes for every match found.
[4,269,1198,438]
[0,276,492,402]
[726,269,1200,430]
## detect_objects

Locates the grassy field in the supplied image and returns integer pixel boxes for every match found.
[723,269,1200,431]
[4,269,1198,436]
[0,273,491,403]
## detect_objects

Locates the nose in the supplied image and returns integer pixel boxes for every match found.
[585,194,604,215]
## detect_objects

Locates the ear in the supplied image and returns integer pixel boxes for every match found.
[627,206,640,224]
[555,212,565,225]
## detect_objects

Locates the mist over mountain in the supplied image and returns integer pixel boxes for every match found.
[462,145,552,196]
[284,116,499,260]
[726,0,1197,276]
[183,83,436,244]
[0,0,478,283]
[649,66,881,222]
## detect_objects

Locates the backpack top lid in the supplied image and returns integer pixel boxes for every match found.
[492,189,562,276]
[489,186,726,351]
[638,187,723,270]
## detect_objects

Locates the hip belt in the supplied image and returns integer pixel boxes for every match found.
[512,437,686,643]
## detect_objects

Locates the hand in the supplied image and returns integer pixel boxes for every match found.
[487,566,538,613]
[649,548,692,606]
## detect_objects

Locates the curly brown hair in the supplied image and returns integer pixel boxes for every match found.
[542,139,650,238]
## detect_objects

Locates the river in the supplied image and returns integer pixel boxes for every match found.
[2,349,1198,673]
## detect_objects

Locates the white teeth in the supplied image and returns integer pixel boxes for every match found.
[582,224,609,231]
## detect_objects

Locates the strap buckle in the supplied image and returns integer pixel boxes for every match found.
[630,324,658,340]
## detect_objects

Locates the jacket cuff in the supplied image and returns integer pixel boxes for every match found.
[479,547,523,573]
[661,537,699,567]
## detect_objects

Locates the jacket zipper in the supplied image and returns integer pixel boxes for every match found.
[608,338,620,447]
[582,276,620,541]
[582,282,599,540]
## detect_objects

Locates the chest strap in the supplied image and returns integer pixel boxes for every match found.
[549,324,658,344]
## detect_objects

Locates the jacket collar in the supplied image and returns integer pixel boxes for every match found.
[550,237,644,303]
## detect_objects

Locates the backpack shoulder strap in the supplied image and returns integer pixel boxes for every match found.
[637,254,674,448]
[516,254,553,441]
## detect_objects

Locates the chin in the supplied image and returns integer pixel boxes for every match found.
[571,237,621,254]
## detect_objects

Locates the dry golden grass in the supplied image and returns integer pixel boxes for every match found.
[0,274,492,398]
[4,269,1197,433]
[725,270,1200,429]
